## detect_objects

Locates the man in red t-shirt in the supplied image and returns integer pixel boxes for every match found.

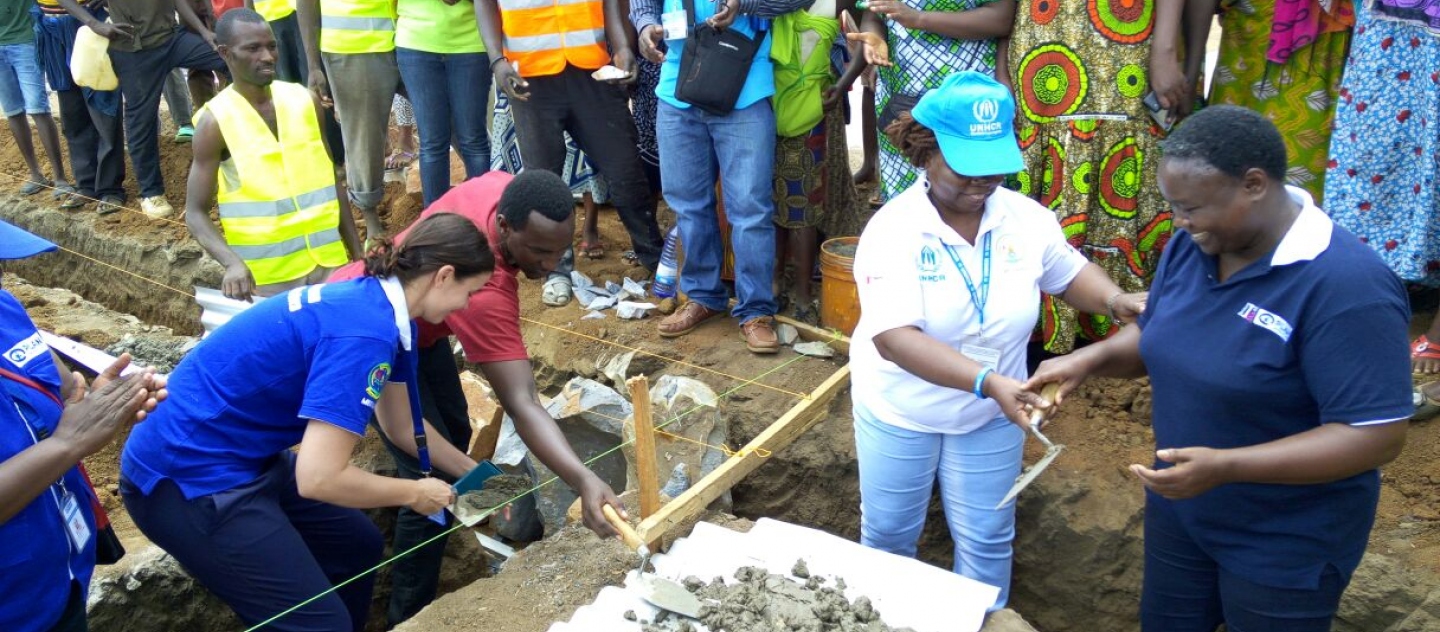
[332,170,624,626]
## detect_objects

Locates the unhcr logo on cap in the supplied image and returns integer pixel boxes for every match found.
[970,98,1003,138]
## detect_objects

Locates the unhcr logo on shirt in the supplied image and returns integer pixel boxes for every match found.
[917,246,946,282]
[969,99,1003,138]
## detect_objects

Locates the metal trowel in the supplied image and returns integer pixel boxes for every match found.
[996,383,1065,508]
[602,505,705,618]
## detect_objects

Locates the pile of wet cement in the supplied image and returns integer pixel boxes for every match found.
[455,474,533,521]
[628,561,915,632]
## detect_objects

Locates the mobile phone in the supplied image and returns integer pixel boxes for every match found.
[1143,91,1173,132]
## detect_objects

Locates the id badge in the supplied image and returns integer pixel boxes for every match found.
[961,343,1001,370]
[662,10,689,40]
[60,488,91,552]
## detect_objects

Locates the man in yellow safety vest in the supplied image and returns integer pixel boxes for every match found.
[296,0,398,238]
[184,9,361,303]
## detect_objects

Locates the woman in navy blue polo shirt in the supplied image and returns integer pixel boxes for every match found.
[1029,106,1412,632]
[121,213,494,632]
[0,220,165,632]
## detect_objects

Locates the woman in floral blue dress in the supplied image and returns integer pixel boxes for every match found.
[1324,0,1440,375]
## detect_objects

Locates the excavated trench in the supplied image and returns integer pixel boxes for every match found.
[6,196,1439,632]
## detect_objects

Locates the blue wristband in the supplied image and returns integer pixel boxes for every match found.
[973,367,992,399]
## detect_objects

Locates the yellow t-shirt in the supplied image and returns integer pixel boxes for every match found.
[395,0,485,54]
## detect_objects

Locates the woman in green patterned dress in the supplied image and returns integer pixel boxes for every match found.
[1004,0,1202,352]
[849,0,1017,203]
[1201,0,1353,205]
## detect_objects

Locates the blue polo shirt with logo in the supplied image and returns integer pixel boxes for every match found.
[0,291,97,632]
[1137,187,1412,589]
[123,277,419,500]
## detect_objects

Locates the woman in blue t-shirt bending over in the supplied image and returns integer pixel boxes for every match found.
[121,213,495,632]
[1029,106,1412,632]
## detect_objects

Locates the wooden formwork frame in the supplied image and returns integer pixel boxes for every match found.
[630,361,852,545]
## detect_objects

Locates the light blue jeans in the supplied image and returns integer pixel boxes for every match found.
[655,100,778,322]
[854,403,1024,610]
[0,43,50,117]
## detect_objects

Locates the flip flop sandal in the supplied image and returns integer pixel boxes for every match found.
[97,196,123,215]
[18,180,48,196]
[580,240,605,259]
[58,192,87,209]
[52,182,76,200]
[621,250,640,265]
[1411,335,1440,371]
[384,151,415,171]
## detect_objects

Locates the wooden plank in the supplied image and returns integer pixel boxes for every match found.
[627,375,662,520]
[637,364,852,543]
[774,314,851,355]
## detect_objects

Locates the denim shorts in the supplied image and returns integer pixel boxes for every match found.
[0,43,50,117]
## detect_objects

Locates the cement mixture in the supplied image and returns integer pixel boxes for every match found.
[632,563,915,632]
[454,473,533,523]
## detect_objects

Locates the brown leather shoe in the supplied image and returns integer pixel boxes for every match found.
[657,301,723,338]
[740,316,780,354]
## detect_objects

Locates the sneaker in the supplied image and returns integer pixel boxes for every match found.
[175,126,195,143]
[97,195,124,215]
[740,316,780,354]
[141,195,175,219]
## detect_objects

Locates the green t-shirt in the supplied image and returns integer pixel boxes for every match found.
[396,0,485,54]
[0,2,35,46]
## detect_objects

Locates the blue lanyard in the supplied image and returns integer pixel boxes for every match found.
[944,232,991,334]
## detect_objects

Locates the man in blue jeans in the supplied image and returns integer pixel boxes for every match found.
[0,3,71,200]
[632,0,808,354]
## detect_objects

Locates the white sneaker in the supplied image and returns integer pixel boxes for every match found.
[141,196,175,219]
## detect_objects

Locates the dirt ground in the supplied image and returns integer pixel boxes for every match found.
[2,109,1436,629]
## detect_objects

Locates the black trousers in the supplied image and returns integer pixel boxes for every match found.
[510,65,664,273]
[375,341,472,627]
[56,89,125,200]
[108,29,227,198]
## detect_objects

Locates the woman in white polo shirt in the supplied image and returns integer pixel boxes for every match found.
[849,71,1144,610]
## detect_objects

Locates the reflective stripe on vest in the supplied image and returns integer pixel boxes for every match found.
[203,82,350,286]
[254,0,295,21]
[498,0,609,77]
[319,0,395,54]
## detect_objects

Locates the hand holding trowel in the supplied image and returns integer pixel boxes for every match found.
[602,504,709,618]
[996,383,1065,508]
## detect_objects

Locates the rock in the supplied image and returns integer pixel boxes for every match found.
[622,375,730,511]
[777,323,800,346]
[657,297,678,315]
[601,350,635,387]
[979,609,1040,632]
[495,378,632,533]
[658,463,690,499]
[582,310,606,320]
[622,277,648,300]
[793,341,836,358]
[586,294,619,311]
[87,546,241,631]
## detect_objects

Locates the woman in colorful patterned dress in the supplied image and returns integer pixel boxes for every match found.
[848,0,1016,203]
[1201,0,1353,205]
[1003,0,1200,352]
[1324,0,1440,377]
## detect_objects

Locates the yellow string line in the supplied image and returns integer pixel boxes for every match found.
[656,428,772,459]
[53,245,198,299]
[520,316,812,399]
[0,170,189,227]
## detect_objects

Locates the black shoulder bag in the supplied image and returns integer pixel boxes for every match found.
[675,0,766,116]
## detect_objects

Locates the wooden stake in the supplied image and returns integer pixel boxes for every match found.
[637,364,851,544]
[773,314,851,355]
[627,375,662,520]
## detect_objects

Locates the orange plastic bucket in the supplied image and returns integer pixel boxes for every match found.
[819,237,861,336]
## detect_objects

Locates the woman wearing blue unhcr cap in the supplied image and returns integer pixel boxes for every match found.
[849,70,1146,610]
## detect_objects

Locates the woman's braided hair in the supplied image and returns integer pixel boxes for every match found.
[362,213,494,283]
[885,112,939,170]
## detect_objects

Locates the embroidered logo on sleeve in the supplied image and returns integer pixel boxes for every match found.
[365,362,392,401]
[1238,303,1293,342]
[5,332,48,368]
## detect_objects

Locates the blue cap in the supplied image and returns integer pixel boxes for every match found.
[0,219,57,260]
[911,71,1023,177]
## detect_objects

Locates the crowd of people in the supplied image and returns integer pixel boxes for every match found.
[0,0,1431,630]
